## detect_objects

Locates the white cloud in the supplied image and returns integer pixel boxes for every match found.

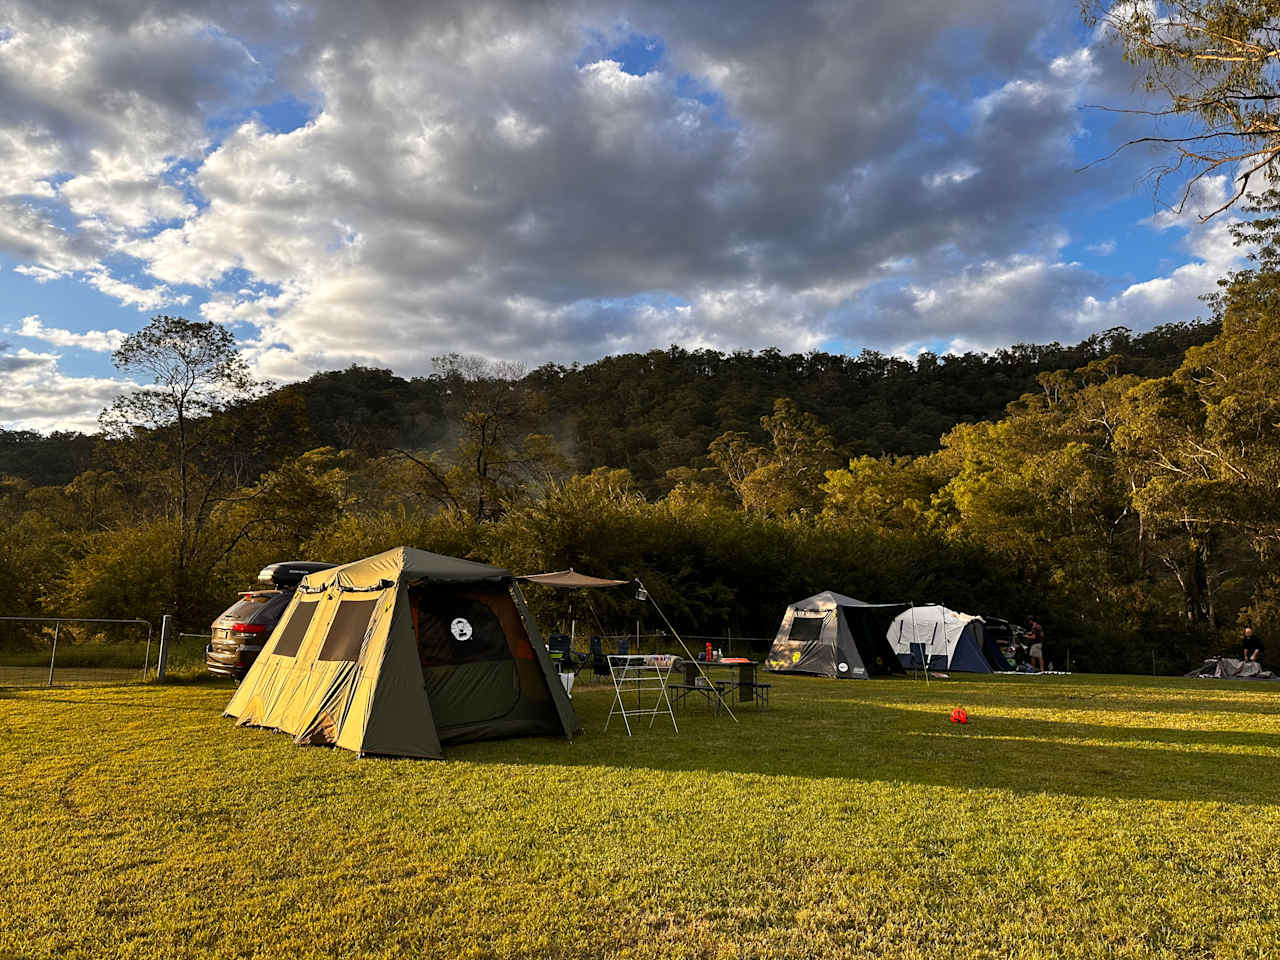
[0,201,104,276]
[84,269,187,311]
[0,0,1243,432]
[0,346,131,432]
[15,315,126,353]
[1087,240,1117,255]
[0,128,62,197]
[923,164,979,190]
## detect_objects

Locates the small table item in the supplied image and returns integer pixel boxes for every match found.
[605,654,679,735]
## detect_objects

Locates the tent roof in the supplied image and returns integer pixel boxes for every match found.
[301,546,511,590]
[516,569,629,589]
[897,603,980,625]
[791,590,904,611]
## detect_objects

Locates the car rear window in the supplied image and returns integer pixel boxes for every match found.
[218,594,280,623]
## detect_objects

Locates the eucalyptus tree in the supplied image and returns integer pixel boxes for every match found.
[1085,0,1280,215]
[99,315,265,623]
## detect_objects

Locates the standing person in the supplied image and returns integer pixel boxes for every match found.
[1243,627,1263,664]
[1026,617,1046,673]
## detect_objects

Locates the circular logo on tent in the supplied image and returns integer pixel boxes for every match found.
[791,652,801,663]
[838,662,849,673]
[450,618,473,642]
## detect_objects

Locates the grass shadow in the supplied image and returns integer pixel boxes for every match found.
[451,676,1280,806]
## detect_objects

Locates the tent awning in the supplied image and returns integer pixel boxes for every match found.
[516,569,628,589]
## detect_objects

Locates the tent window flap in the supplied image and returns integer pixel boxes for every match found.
[273,600,320,658]
[317,598,379,662]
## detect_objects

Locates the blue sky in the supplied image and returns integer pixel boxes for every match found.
[0,1,1243,431]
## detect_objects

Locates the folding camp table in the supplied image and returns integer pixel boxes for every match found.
[604,654,678,735]
[679,659,764,705]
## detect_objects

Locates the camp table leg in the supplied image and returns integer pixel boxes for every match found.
[605,658,632,735]
[648,661,678,732]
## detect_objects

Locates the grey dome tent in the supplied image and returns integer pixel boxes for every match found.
[887,605,1012,673]
[765,591,908,678]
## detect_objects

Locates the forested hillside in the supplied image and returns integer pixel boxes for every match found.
[0,321,1217,489]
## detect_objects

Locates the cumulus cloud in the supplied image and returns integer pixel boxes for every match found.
[1072,177,1242,333]
[0,0,1245,431]
[15,315,126,352]
[0,342,131,431]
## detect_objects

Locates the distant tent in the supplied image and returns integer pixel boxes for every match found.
[224,547,578,759]
[887,605,1012,673]
[765,591,908,678]
[1184,657,1275,680]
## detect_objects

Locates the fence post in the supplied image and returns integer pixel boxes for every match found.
[157,615,174,681]
[48,621,60,687]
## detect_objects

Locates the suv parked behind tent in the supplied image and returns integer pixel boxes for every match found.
[206,561,335,681]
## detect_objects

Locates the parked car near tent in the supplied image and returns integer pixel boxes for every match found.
[765,591,907,678]
[886,605,1014,673]
[224,547,578,759]
[205,561,336,681]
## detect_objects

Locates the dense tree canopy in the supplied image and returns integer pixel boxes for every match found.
[0,302,1267,673]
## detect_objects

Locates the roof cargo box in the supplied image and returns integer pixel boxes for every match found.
[257,561,336,589]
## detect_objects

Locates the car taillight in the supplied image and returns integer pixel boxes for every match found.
[230,623,269,638]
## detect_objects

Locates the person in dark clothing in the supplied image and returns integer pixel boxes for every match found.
[1243,627,1263,663]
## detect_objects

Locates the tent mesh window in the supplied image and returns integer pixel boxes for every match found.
[272,599,320,658]
[787,614,826,645]
[410,588,510,666]
[317,598,379,662]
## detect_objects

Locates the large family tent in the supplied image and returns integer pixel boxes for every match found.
[887,605,1012,673]
[224,547,578,759]
[765,591,908,678]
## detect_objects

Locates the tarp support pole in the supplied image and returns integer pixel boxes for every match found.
[157,614,174,682]
[908,603,925,683]
[635,577,737,723]
[47,621,60,687]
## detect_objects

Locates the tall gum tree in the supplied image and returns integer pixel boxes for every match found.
[1084,0,1280,216]
[99,315,264,625]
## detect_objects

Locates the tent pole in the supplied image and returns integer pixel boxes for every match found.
[909,604,925,684]
[635,578,737,722]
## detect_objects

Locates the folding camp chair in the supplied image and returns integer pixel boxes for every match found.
[590,635,610,678]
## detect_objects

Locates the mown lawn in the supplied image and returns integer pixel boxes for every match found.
[2,672,1279,959]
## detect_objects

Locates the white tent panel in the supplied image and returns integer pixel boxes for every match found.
[887,604,979,662]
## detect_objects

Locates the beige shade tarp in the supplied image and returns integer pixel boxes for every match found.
[225,546,577,759]
[516,569,628,589]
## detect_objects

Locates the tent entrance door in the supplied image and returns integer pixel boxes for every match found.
[411,588,523,727]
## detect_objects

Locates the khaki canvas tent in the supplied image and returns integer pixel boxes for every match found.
[765,591,908,678]
[224,547,578,759]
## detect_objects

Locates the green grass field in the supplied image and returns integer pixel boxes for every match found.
[2,672,1279,959]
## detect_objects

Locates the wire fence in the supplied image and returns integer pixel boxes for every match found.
[0,616,154,688]
[587,632,776,659]
[0,612,778,690]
